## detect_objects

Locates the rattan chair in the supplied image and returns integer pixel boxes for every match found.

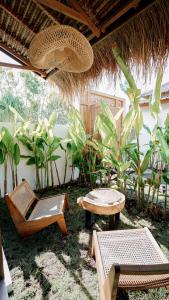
[5,180,69,237]
[92,227,169,300]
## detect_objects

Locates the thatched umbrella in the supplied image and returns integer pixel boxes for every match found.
[0,0,169,98]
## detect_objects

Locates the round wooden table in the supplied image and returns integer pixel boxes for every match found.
[77,188,125,229]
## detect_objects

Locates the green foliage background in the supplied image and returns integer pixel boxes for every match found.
[0,67,68,123]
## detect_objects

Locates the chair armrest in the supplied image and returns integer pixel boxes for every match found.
[114,263,169,275]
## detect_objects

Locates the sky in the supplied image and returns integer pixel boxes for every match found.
[95,59,169,99]
[0,51,20,65]
[1,50,169,101]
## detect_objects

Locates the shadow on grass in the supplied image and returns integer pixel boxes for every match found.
[0,185,97,300]
[1,185,169,300]
[121,208,169,252]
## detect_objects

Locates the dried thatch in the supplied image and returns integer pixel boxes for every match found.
[49,0,169,97]
[0,0,169,98]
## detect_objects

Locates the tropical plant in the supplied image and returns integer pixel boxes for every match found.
[40,112,62,188]
[0,127,20,194]
[111,43,165,208]
[17,121,45,190]
[68,106,103,186]
[94,101,130,190]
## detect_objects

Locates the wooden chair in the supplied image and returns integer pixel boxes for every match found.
[92,227,169,300]
[5,180,69,237]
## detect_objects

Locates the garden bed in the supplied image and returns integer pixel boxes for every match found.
[0,185,169,300]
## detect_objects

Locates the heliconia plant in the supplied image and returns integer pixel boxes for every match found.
[111,43,167,210]
[94,101,130,190]
[0,127,20,194]
[68,106,104,185]
[17,112,63,190]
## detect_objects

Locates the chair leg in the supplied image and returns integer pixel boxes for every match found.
[64,194,69,211]
[116,289,129,300]
[57,216,68,235]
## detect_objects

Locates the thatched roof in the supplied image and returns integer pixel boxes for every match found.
[0,0,169,97]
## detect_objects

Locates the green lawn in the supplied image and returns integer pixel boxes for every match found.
[0,185,169,300]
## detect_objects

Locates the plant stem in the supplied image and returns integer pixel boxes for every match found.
[54,161,61,186]
[63,150,68,185]
[50,160,54,187]
[36,165,40,190]
[137,136,141,207]
[4,159,7,196]
[15,165,18,187]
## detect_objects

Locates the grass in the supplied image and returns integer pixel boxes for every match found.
[0,184,169,300]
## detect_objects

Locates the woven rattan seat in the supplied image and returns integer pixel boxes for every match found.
[92,227,169,300]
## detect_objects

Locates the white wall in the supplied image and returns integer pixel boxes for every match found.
[0,123,77,196]
[140,103,169,153]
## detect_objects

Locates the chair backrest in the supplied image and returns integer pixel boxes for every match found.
[8,180,36,218]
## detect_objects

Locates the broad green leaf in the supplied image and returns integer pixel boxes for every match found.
[0,102,6,110]
[18,136,33,151]
[26,157,35,165]
[48,112,58,127]
[122,109,137,144]
[50,155,61,161]
[140,149,152,174]
[163,172,169,184]
[119,161,130,172]
[114,107,123,121]
[100,101,116,128]
[165,114,169,128]
[149,67,163,116]
[143,124,151,135]
[126,148,138,171]
[2,127,14,152]
[112,44,137,90]
[0,146,5,164]
[86,140,99,151]
[134,108,143,136]
[157,129,169,163]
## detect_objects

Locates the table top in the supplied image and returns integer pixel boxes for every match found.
[86,188,123,205]
[77,188,125,215]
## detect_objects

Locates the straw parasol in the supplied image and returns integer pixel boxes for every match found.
[0,0,169,98]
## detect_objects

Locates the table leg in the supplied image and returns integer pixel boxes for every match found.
[85,211,92,229]
[115,212,120,224]
[109,215,115,229]
[109,213,120,230]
